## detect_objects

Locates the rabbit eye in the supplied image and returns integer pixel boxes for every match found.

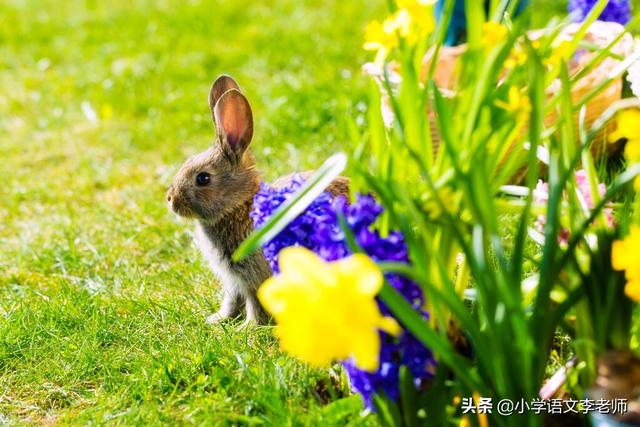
[196,172,210,186]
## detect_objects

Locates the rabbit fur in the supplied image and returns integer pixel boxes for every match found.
[167,75,348,325]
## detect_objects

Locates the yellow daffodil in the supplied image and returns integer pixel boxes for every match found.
[397,0,436,37]
[505,44,527,69]
[258,247,401,372]
[364,14,410,64]
[610,109,640,160]
[544,40,573,70]
[397,0,436,11]
[364,0,436,63]
[364,19,398,64]
[612,226,640,302]
[610,109,640,193]
[481,22,508,48]
[386,9,413,40]
[495,86,531,120]
[421,186,462,220]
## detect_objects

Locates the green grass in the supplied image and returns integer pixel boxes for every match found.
[0,0,635,424]
[0,0,380,424]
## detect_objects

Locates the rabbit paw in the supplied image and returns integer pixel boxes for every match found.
[238,318,256,330]
[206,311,233,325]
[206,291,243,325]
[245,297,269,325]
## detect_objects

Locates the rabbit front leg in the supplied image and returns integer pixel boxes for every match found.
[244,292,268,325]
[206,287,244,324]
[234,253,272,326]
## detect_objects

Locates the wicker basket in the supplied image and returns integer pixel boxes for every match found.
[364,21,635,169]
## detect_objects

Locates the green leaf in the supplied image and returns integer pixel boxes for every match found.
[373,393,403,427]
[399,366,418,427]
[320,395,365,423]
[378,283,484,393]
[422,364,453,427]
[337,212,363,254]
[511,38,545,296]
[232,152,348,261]
[427,0,456,81]
[559,162,640,272]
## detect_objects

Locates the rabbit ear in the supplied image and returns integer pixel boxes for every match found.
[209,75,240,115]
[214,88,253,159]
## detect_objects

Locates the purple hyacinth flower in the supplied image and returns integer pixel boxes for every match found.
[568,0,631,24]
[251,175,437,410]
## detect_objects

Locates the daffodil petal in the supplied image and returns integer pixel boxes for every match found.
[335,254,382,296]
[379,316,402,336]
[350,328,382,372]
[278,246,333,286]
[258,275,307,315]
[625,278,640,302]
[612,240,628,271]
[258,247,394,372]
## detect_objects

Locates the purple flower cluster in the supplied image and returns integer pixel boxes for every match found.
[251,175,436,409]
[568,0,631,24]
[251,175,348,272]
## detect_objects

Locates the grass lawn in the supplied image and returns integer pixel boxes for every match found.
[0,0,635,424]
[0,0,381,424]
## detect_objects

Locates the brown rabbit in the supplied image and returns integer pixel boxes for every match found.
[166,75,348,326]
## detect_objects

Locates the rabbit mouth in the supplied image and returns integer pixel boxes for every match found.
[168,199,195,218]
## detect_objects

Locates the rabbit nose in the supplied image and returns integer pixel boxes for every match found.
[166,187,173,202]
